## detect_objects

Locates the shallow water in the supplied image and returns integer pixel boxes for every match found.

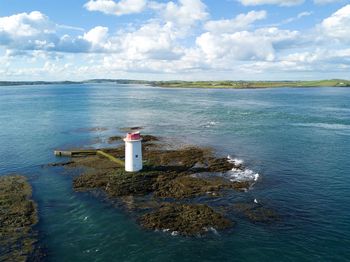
[1,84,350,261]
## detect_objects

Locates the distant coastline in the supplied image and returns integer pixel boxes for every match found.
[1,79,349,89]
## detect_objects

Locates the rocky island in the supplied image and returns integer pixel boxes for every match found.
[0,175,39,261]
[52,133,277,236]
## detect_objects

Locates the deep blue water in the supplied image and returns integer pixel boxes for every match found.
[1,84,350,261]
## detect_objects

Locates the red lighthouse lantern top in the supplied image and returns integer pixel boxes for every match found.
[125,132,141,141]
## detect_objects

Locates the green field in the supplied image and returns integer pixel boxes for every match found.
[152,80,350,89]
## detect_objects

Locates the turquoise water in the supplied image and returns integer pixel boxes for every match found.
[1,84,350,261]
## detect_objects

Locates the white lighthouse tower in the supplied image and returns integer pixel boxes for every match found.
[124,132,143,172]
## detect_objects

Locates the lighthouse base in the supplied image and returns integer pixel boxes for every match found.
[124,139,143,172]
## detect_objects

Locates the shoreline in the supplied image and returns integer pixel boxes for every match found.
[0,79,349,89]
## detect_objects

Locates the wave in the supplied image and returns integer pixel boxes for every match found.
[227,156,244,166]
[192,156,259,184]
[203,121,218,128]
[225,156,259,182]
[227,168,260,182]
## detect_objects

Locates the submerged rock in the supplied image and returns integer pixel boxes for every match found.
[108,136,123,143]
[140,203,233,236]
[119,126,144,132]
[45,161,74,167]
[233,202,279,223]
[108,134,159,144]
[0,175,39,261]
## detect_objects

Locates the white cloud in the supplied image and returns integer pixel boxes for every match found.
[1,2,350,80]
[84,0,208,28]
[118,22,182,60]
[204,10,267,33]
[238,0,304,6]
[320,4,350,42]
[159,0,208,27]
[282,11,313,24]
[83,26,115,51]
[0,11,56,49]
[196,31,275,62]
[84,0,147,16]
[196,26,299,63]
[0,11,95,52]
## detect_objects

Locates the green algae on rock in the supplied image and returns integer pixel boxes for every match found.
[70,143,249,200]
[233,203,279,223]
[154,176,250,199]
[61,135,256,236]
[140,203,233,236]
[0,175,39,261]
[108,136,123,143]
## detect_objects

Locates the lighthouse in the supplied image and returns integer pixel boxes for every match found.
[124,132,143,172]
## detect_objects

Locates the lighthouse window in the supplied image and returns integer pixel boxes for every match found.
[135,154,138,158]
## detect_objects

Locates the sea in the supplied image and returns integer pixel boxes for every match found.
[0,83,349,261]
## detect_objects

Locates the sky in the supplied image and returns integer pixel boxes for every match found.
[0,0,349,81]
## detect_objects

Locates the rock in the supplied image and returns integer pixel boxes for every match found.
[119,126,144,132]
[155,175,249,199]
[45,161,74,167]
[233,203,279,223]
[108,136,123,143]
[0,175,39,261]
[141,135,159,143]
[68,137,253,200]
[73,169,162,197]
[60,134,260,237]
[108,134,158,144]
[139,203,233,236]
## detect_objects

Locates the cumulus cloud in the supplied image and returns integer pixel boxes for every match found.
[84,0,208,28]
[0,11,95,53]
[204,10,267,33]
[196,31,275,61]
[115,22,182,60]
[84,0,147,16]
[0,11,56,49]
[158,0,208,27]
[238,0,304,6]
[196,27,299,62]
[320,4,350,42]
[1,2,350,80]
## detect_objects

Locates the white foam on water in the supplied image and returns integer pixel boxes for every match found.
[204,121,218,128]
[294,123,350,130]
[204,227,219,236]
[227,168,260,182]
[227,156,244,166]
[171,231,179,236]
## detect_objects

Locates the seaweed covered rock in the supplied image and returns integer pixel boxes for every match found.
[66,137,255,200]
[233,203,279,223]
[0,175,39,261]
[59,134,261,236]
[74,169,165,197]
[140,203,233,236]
[155,176,250,199]
[108,136,123,143]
